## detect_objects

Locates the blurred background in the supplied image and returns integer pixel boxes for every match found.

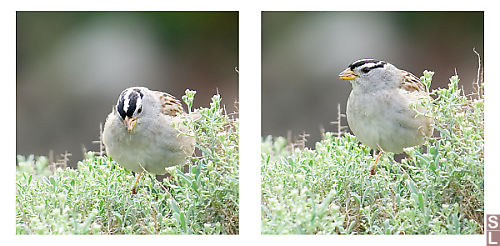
[262,11,483,147]
[17,12,238,166]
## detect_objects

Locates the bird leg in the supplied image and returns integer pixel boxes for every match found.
[131,172,143,195]
[370,151,383,175]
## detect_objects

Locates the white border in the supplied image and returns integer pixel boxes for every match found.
[240,9,262,237]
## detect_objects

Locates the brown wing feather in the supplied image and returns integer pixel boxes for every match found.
[400,70,426,92]
[153,91,185,116]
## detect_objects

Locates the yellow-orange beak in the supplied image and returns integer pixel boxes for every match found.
[339,68,358,80]
[124,116,138,132]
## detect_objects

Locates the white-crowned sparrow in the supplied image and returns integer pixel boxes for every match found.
[339,59,433,174]
[102,87,195,192]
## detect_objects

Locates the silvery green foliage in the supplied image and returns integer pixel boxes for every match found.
[262,72,483,234]
[17,91,239,235]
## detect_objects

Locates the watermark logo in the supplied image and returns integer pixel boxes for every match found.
[487,215,500,246]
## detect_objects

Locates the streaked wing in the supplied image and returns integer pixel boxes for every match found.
[400,70,426,92]
[153,91,185,116]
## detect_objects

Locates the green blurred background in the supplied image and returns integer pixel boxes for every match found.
[17,12,238,165]
[262,11,483,147]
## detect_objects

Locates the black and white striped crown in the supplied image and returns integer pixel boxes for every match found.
[116,88,144,120]
[348,59,387,73]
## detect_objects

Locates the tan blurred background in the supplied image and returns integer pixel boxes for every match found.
[262,11,483,147]
[17,12,238,166]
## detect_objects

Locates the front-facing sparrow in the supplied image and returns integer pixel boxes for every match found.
[339,59,433,174]
[102,87,195,192]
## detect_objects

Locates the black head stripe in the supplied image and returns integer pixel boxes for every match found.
[126,92,138,118]
[117,95,126,120]
[369,61,386,70]
[133,88,144,99]
[349,59,380,69]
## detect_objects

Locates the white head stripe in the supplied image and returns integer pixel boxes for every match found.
[123,89,133,113]
[135,96,142,111]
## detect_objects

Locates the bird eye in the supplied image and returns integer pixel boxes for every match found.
[137,107,142,114]
[361,67,370,73]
